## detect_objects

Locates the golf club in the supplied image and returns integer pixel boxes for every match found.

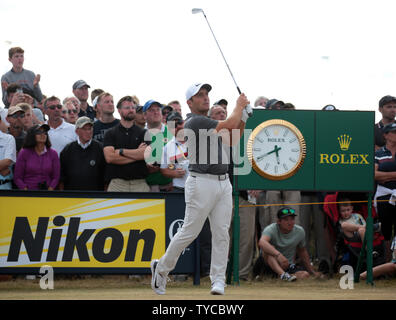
[192,8,253,117]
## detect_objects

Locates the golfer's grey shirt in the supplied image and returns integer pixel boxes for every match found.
[184,113,229,175]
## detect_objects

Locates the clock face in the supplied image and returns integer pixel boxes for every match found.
[247,119,306,180]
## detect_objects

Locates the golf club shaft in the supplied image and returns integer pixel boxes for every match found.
[196,9,253,116]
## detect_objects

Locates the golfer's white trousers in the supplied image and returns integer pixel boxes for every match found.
[157,173,233,284]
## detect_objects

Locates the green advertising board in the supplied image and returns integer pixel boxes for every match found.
[236,109,374,192]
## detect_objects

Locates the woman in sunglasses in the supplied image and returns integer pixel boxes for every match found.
[13,124,60,190]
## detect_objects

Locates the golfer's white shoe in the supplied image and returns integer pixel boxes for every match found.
[210,281,225,295]
[150,259,168,295]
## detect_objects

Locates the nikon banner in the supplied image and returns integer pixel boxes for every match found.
[237,109,375,192]
[0,192,196,276]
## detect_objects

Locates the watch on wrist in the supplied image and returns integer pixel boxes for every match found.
[119,148,124,156]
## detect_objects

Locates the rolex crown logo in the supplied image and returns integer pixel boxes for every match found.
[338,134,352,151]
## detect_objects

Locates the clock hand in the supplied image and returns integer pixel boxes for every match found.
[274,145,281,164]
[256,145,282,161]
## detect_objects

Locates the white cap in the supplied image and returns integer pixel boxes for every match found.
[185,83,212,101]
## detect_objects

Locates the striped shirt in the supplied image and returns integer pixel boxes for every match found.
[375,146,396,189]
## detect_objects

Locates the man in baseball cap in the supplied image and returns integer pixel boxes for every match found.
[72,80,95,120]
[257,206,320,282]
[151,81,250,296]
[185,83,212,101]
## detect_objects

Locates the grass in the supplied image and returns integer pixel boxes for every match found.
[0,274,395,300]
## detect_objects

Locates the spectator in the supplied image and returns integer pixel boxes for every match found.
[59,117,106,191]
[6,106,26,152]
[213,98,228,115]
[266,99,285,109]
[208,105,226,120]
[63,96,81,115]
[143,100,173,192]
[168,100,183,117]
[103,97,149,192]
[16,103,40,129]
[1,47,43,107]
[338,198,381,245]
[0,116,16,190]
[14,124,60,190]
[299,191,331,274]
[254,96,269,108]
[90,88,104,120]
[258,207,320,281]
[360,235,396,280]
[160,111,188,192]
[375,95,396,150]
[63,100,79,124]
[134,105,146,129]
[92,93,120,143]
[374,122,396,260]
[161,105,173,124]
[44,96,77,155]
[72,80,96,120]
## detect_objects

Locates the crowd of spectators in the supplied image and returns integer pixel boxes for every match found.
[1,46,395,281]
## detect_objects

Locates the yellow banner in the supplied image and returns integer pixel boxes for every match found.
[0,197,165,268]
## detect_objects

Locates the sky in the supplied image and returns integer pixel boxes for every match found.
[1,0,395,122]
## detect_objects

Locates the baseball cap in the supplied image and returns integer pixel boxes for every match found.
[379,95,396,108]
[185,83,212,100]
[34,123,50,133]
[162,105,173,115]
[214,98,228,106]
[135,105,143,113]
[166,111,183,122]
[383,122,396,134]
[75,116,94,129]
[322,104,337,111]
[7,106,25,116]
[277,207,297,219]
[266,99,285,109]
[72,80,91,90]
[143,100,162,112]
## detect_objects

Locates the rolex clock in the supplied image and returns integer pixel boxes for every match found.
[247,119,306,180]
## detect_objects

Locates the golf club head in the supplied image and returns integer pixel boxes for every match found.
[192,8,204,15]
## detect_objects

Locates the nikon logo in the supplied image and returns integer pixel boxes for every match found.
[319,135,369,165]
[7,216,155,263]
[338,134,352,151]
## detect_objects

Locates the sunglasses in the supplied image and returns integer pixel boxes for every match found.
[280,208,295,215]
[67,109,78,114]
[10,113,25,119]
[48,104,63,110]
[35,129,47,135]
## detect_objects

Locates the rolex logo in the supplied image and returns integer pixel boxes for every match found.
[338,134,352,151]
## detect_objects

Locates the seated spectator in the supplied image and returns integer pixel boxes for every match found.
[0,116,16,190]
[360,235,396,280]
[338,198,381,245]
[59,117,106,191]
[14,124,60,190]
[258,207,320,281]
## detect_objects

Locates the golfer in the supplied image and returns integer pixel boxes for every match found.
[151,83,249,295]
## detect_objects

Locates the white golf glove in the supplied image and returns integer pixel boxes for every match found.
[241,108,250,123]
